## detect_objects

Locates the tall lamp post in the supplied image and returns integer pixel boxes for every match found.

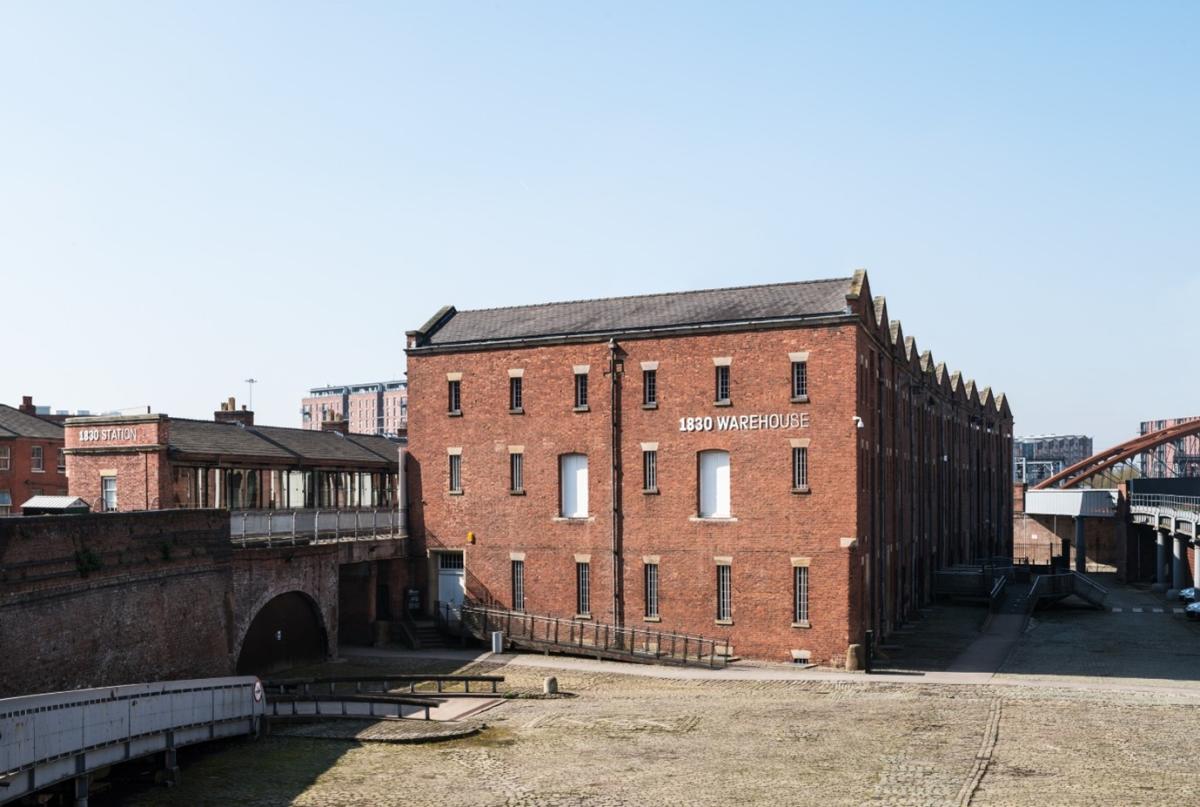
[244,378,258,410]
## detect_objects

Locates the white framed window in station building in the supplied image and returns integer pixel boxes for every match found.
[559,453,589,518]
[698,450,730,518]
[100,475,118,512]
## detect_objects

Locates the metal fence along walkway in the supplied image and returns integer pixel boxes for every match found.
[229,508,404,546]
[0,677,265,806]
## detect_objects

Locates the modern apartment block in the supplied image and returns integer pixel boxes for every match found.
[301,380,408,437]
[404,271,1013,666]
[1013,434,1093,485]
[1139,416,1200,478]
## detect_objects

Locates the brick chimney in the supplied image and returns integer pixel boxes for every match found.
[19,396,35,414]
[321,413,349,433]
[214,396,254,427]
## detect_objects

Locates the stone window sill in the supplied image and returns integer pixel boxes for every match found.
[642,402,658,410]
[643,616,661,623]
[509,490,525,496]
[715,619,734,626]
[689,516,737,523]
[714,399,732,407]
[573,405,590,413]
[791,620,811,629]
[553,516,593,523]
[790,395,810,404]
[448,410,463,418]
[509,408,524,415]
[643,488,659,495]
[574,613,592,621]
[448,489,463,496]
[791,486,811,495]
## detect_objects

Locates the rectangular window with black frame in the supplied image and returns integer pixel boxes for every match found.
[794,565,809,625]
[791,360,808,400]
[716,564,732,621]
[644,562,659,618]
[510,376,523,412]
[512,560,525,612]
[576,562,591,615]
[642,449,658,493]
[792,446,809,491]
[715,365,730,404]
[510,452,524,494]
[574,372,589,409]
[643,369,657,406]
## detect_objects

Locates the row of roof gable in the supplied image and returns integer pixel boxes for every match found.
[845,270,1011,420]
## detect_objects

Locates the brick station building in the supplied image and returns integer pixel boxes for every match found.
[405,271,1013,665]
[63,398,400,513]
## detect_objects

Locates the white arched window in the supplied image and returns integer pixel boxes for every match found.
[698,450,731,518]
[560,454,589,518]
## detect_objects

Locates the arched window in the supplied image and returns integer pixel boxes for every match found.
[698,450,730,518]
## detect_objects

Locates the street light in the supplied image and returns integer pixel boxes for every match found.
[244,378,258,410]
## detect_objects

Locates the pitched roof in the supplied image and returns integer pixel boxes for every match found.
[254,426,396,466]
[21,495,89,510]
[0,404,64,440]
[169,419,297,460]
[167,419,399,467]
[412,277,855,347]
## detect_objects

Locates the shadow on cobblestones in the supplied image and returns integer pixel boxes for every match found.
[95,735,354,807]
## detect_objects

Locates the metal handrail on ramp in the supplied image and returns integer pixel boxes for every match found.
[454,602,732,668]
[1026,572,1109,611]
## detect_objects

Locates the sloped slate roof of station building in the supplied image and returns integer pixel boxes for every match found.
[411,276,855,347]
[254,426,398,465]
[167,419,398,467]
[169,419,296,459]
[0,404,64,439]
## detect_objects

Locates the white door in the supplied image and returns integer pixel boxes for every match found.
[437,552,466,621]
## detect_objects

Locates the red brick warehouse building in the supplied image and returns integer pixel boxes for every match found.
[405,271,1013,665]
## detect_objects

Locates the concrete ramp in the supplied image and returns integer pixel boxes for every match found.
[1028,572,1108,610]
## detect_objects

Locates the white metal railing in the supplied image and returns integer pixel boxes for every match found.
[0,677,264,805]
[1130,494,1200,514]
[229,508,404,546]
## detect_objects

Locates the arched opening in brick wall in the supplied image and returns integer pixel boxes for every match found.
[235,591,327,675]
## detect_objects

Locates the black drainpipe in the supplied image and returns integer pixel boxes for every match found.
[608,338,625,628]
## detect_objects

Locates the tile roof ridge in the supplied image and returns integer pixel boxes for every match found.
[450,276,855,316]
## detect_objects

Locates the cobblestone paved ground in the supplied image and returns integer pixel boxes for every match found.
[109,579,1200,807]
[114,667,1200,807]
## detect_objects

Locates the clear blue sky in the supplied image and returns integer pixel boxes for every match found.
[2,3,1196,448]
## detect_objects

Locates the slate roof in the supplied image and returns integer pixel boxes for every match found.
[169,419,297,460]
[0,404,64,440]
[413,277,855,347]
[254,426,397,466]
[167,419,398,467]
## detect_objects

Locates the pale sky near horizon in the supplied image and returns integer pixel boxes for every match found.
[1,2,1196,449]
